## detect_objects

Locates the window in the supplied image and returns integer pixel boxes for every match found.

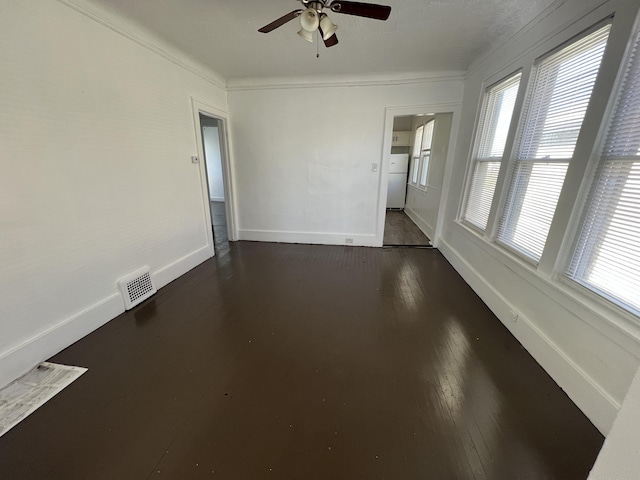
[566,28,640,315]
[410,125,424,185]
[496,24,611,261]
[462,73,522,230]
[419,120,435,187]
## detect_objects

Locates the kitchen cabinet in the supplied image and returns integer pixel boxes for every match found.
[392,131,411,147]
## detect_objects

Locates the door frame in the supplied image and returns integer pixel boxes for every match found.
[191,97,238,258]
[375,103,462,248]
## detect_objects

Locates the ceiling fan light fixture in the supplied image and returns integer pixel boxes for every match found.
[319,14,338,40]
[300,7,320,32]
[297,28,315,42]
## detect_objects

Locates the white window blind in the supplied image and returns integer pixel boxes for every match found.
[413,125,424,158]
[462,73,521,230]
[566,28,640,316]
[420,153,431,187]
[419,120,435,187]
[497,24,611,261]
[411,157,420,184]
[410,125,424,185]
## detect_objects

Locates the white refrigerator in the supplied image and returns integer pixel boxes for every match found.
[386,154,409,209]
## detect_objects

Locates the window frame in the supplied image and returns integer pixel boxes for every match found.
[460,71,523,233]
[560,22,640,318]
[493,20,613,265]
[453,10,640,332]
[418,119,435,188]
[409,124,424,186]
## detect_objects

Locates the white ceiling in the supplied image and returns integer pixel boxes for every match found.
[85,0,558,80]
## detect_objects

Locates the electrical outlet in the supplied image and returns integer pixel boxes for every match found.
[345,238,354,244]
[510,310,519,322]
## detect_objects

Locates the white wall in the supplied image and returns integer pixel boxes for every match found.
[0,1,227,388]
[203,126,226,202]
[405,113,453,239]
[439,0,640,434]
[588,365,640,479]
[227,75,463,246]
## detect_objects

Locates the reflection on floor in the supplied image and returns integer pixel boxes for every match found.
[383,210,431,246]
[0,242,603,479]
[211,200,229,256]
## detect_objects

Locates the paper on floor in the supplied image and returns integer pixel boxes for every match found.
[0,362,87,437]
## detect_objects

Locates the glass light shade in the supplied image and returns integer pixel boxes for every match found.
[297,28,314,43]
[319,14,338,40]
[300,8,319,32]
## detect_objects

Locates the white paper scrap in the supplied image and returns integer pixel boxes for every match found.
[0,362,87,437]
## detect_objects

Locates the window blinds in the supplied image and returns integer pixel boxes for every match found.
[566,28,640,315]
[413,125,424,159]
[411,125,424,184]
[497,24,611,261]
[462,73,521,230]
[419,120,435,187]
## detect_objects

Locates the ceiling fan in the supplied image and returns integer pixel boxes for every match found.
[258,0,392,48]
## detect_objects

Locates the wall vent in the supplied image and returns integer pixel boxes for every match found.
[118,267,156,310]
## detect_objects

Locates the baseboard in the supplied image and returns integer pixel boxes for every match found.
[438,238,619,435]
[238,229,378,247]
[0,293,124,390]
[0,245,213,391]
[153,245,211,289]
[404,207,434,241]
[209,197,225,203]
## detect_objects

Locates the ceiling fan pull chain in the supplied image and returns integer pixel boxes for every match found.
[316,30,320,58]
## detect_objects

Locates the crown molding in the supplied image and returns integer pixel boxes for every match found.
[226,71,466,92]
[56,0,227,90]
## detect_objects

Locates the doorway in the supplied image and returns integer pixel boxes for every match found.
[199,113,230,256]
[377,105,460,248]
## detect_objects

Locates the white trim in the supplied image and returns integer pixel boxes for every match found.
[404,206,433,241]
[226,72,465,92]
[377,103,462,248]
[191,98,239,253]
[56,0,226,89]
[238,229,377,247]
[0,243,214,391]
[0,294,123,391]
[438,237,620,434]
[451,220,640,357]
[152,245,211,289]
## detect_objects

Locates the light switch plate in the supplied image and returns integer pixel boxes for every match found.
[191,156,199,163]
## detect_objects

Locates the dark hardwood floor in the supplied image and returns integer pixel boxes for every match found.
[210,201,229,256]
[383,210,431,246]
[0,242,603,479]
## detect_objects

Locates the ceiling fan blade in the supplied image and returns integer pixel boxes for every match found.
[330,1,391,20]
[258,10,303,33]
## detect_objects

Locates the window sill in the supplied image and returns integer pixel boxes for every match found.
[407,183,428,193]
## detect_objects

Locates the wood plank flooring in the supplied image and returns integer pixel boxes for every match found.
[0,242,603,479]
[383,210,431,246]
[210,201,229,256]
